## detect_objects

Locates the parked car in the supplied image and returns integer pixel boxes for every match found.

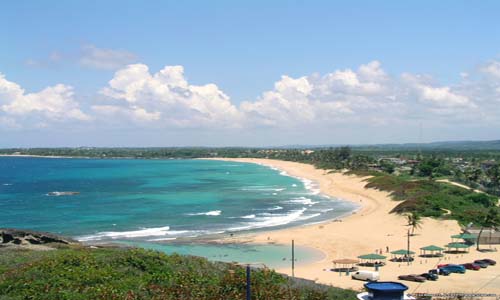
[419,272,438,281]
[437,263,448,268]
[462,263,481,270]
[473,260,490,268]
[477,259,496,266]
[430,268,450,276]
[439,264,466,274]
[398,274,427,282]
[351,270,379,281]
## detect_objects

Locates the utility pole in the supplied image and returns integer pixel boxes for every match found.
[407,229,411,266]
[246,265,251,300]
[292,239,295,278]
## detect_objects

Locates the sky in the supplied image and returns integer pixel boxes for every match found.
[1,0,500,147]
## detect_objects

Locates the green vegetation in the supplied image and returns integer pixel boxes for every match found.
[0,247,357,300]
[405,212,422,236]
[364,173,499,228]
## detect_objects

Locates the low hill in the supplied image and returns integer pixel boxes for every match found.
[0,245,357,300]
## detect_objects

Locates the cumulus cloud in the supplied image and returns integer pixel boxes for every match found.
[95,64,242,127]
[481,60,500,79]
[80,45,138,70]
[241,61,395,127]
[3,57,500,137]
[401,73,477,116]
[0,73,90,129]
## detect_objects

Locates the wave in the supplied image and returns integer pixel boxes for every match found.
[300,178,321,195]
[147,237,177,242]
[241,214,256,219]
[269,205,283,211]
[78,226,183,241]
[229,207,321,231]
[187,210,221,216]
[286,197,318,206]
[46,191,80,196]
[240,186,286,192]
[2,183,12,186]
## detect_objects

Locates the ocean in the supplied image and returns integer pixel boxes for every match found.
[0,157,356,267]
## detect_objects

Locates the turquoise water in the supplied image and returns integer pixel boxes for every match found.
[125,241,325,269]
[0,157,355,265]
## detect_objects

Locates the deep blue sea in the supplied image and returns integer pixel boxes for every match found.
[0,157,355,267]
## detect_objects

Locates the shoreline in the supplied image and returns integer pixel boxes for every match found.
[205,158,500,294]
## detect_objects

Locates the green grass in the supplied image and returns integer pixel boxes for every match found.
[0,247,357,300]
[364,174,498,224]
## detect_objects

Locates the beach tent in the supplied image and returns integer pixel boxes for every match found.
[451,233,477,240]
[419,245,445,257]
[390,249,415,255]
[331,258,359,272]
[389,249,415,262]
[357,254,387,267]
[445,242,471,253]
[451,233,477,244]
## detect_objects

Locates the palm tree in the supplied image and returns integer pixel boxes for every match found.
[406,212,422,236]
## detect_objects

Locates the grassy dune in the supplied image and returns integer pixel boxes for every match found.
[0,247,357,300]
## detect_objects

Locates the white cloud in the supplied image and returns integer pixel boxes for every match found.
[4,58,500,139]
[240,61,393,127]
[97,64,242,127]
[0,73,90,127]
[402,74,475,109]
[80,45,138,70]
[91,105,161,122]
[481,60,500,79]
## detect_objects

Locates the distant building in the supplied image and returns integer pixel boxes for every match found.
[465,228,500,245]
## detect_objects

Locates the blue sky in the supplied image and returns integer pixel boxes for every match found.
[1,1,500,147]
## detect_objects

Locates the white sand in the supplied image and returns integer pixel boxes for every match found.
[208,158,500,294]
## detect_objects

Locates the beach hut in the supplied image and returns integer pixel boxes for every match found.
[357,254,387,267]
[389,249,415,262]
[419,245,445,257]
[445,242,471,253]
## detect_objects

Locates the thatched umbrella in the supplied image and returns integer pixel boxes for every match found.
[332,258,359,272]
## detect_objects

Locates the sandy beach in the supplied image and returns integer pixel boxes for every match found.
[208,158,500,295]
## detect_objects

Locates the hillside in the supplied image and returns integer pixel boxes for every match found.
[0,245,357,300]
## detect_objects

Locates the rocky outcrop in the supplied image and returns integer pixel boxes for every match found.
[0,228,78,248]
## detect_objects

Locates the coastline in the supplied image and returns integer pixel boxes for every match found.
[205,158,500,294]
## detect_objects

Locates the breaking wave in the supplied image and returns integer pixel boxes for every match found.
[187,210,222,216]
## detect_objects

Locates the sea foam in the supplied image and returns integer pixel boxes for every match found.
[187,210,222,216]
[229,208,310,231]
[78,226,180,241]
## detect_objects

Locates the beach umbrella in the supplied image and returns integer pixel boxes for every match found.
[419,245,445,257]
[390,249,415,255]
[420,245,445,251]
[445,242,471,253]
[357,254,387,260]
[451,233,477,240]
